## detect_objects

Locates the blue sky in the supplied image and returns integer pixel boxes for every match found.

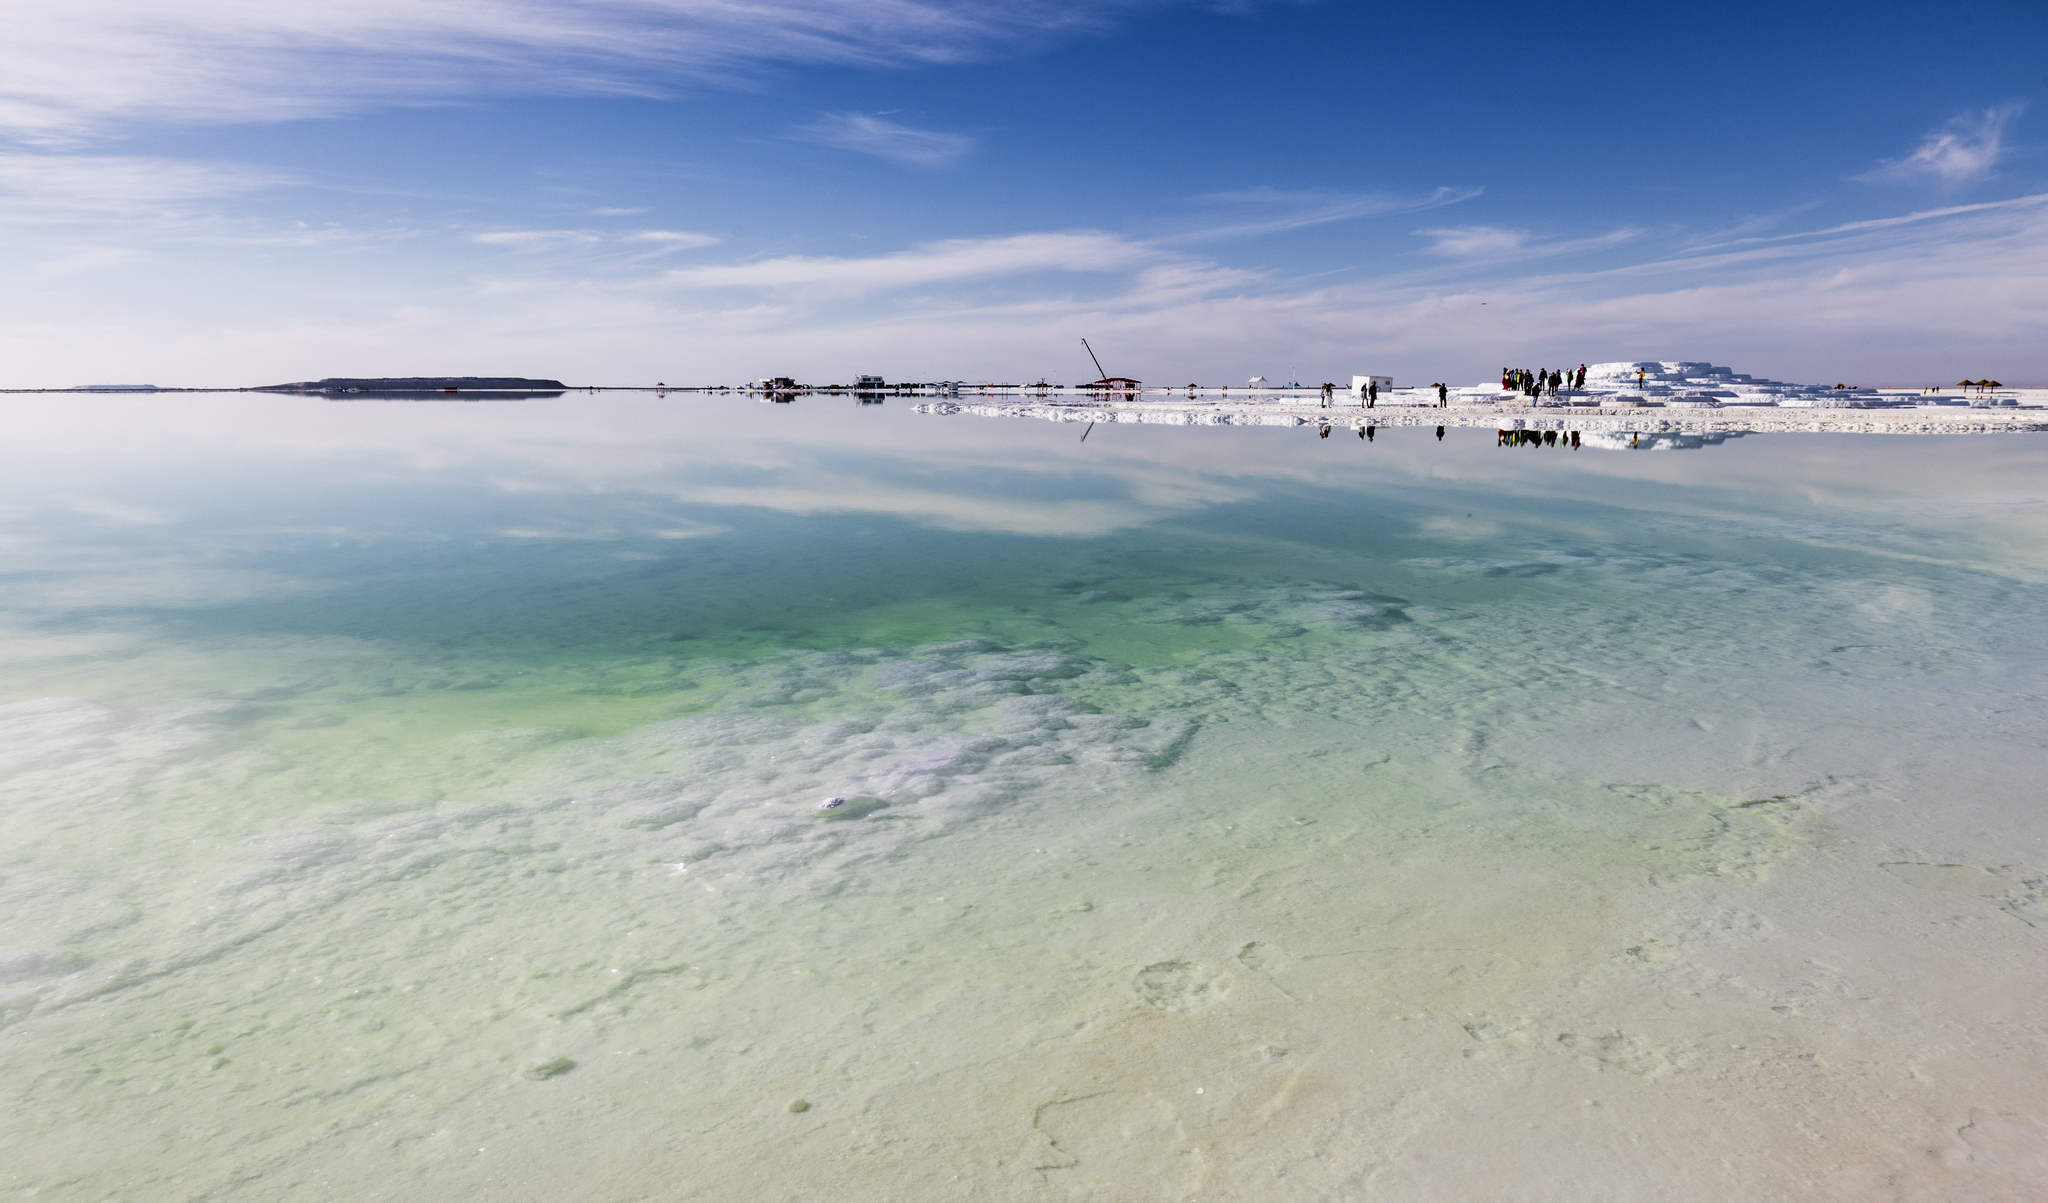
[1,0,2043,387]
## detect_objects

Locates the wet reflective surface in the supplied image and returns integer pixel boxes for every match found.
[6,394,2048,1199]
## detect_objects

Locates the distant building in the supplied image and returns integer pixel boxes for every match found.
[1352,374,1392,395]
[855,374,885,388]
[76,384,160,391]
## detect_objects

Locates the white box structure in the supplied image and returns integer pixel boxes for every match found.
[1352,374,1392,395]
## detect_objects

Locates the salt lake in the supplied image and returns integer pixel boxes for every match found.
[6,391,2048,1200]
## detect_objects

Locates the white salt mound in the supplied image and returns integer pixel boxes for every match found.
[1456,360,2005,409]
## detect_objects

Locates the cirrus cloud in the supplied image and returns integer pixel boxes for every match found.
[790,112,977,166]
[1416,224,1642,260]
[659,230,1152,293]
[0,0,1179,141]
[0,151,295,215]
[1860,104,2026,189]
[633,230,720,248]
[470,229,605,250]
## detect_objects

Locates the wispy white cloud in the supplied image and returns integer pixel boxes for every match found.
[0,152,295,215]
[471,229,605,250]
[1416,224,1641,260]
[659,231,1150,293]
[632,230,720,248]
[1177,185,1481,241]
[790,112,977,166]
[554,193,2048,385]
[1658,191,2048,262]
[0,0,1165,141]
[1417,225,1527,257]
[1860,104,2025,188]
[4,184,2043,393]
[468,228,718,256]
[30,245,146,274]
[591,206,648,216]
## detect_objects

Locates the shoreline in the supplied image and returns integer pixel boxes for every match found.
[914,398,2048,436]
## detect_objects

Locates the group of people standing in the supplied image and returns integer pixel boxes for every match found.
[1311,381,1452,408]
[1319,380,1380,407]
[1498,428,1581,448]
[1501,365,1589,398]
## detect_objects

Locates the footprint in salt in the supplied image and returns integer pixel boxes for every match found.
[1557,1032,1689,1078]
[1031,1093,1202,1191]
[1881,862,2011,895]
[1135,961,1227,1012]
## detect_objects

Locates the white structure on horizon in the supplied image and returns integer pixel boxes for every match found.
[1352,374,1392,396]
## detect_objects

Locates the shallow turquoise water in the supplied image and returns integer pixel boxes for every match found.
[6,394,2048,1200]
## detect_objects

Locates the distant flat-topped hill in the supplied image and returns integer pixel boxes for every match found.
[256,376,567,392]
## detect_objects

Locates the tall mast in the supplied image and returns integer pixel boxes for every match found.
[1081,338,1108,380]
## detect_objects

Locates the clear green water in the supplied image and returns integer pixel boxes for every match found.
[6,395,2048,1200]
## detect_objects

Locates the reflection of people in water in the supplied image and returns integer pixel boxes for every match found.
[1543,430,1556,446]
[1367,426,1376,441]
[1358,427,1367,439]
[1436,425,1445,440]
[1319,425,1330,438]
[1571,430,1580,449]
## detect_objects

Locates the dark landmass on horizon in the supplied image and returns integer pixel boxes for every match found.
[254,377,568,392]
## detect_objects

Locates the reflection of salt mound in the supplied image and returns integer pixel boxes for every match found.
[1581,431,1749,452]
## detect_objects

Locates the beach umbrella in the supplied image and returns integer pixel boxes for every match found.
[1984,379,2003,388]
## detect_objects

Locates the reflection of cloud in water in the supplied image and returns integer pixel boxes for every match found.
[670,479,1196,537]
[1581,431,1749,452]
[1,392,2045,561]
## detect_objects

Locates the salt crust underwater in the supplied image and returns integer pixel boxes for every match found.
[9,535,2048,1202]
